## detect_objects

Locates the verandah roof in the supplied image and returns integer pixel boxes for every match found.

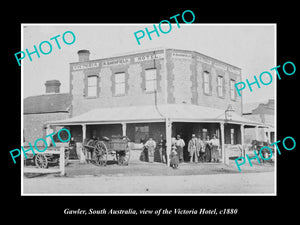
[47,104,266,127]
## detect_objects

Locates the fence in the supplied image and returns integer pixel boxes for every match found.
[23,146,65,176]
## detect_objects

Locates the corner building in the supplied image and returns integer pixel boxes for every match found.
[49,48,266,164]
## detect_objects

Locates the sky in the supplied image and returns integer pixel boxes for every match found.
[22,24,276,104]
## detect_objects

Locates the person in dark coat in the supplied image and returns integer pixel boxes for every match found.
[204,136,212,162]
[158,134,167,163]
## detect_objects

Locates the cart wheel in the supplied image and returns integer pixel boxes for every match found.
[117,146,130,166]
[35,154,48,168]
[94,141,108,166]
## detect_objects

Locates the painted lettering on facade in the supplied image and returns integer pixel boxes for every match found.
[196,55,212,65]
[72,62,100,71]
[214,62,227,71]
[102,58,130,66]
[228,67,241,75]
[134,53,164,62]
[172,52,192,59]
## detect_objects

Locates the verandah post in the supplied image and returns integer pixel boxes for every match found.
[165,118,172,167]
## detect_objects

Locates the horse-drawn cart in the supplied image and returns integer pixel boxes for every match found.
[83,136,130,166]
[24,146,70,169]
[250,140,274,163]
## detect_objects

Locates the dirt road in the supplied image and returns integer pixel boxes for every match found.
[23,171,275,195]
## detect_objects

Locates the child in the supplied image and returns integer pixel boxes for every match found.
[170,145,179,169]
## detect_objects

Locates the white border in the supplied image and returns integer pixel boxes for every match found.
[21,23,277,196]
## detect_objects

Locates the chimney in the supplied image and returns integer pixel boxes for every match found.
[77,49,90,62]
[45,80,61,93]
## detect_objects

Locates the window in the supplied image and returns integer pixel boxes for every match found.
[230,79,236,100]
[203,71,210,94]
[145,69,157,92]
[230,128,235,144]
[217,76,224,97]
[87,75,98,97]
[135,126,149,143]
[115,72,125,96]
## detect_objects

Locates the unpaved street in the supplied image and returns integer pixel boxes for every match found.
[23,171,274,195]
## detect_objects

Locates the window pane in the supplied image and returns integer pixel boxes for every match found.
[115,73,125,83]
[204,72,209,82]
[217,76,223,97]
[146,80,156,92]
[218,86,223,97]
[88,76,97,86]
[88,86,97,97]
[204,72,210,94]
[230,80,235,99]
[217,76,222,86]
[145,69,156,80]
[204,83,209,94]
[230,128,235,144]
[115,83,125,95]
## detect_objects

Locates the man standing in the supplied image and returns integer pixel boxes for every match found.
[174,134,185,163]
[158,134,166,163]
[188,134,198,163]
[196,134,205,162]
[204,136,212,162]
[210,134,220,162]
[144,137,156,163]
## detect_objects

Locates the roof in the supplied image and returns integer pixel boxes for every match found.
[24,93,71,114]
[243,99,274,115]
[48,104,266,127]
[243,102,261,114]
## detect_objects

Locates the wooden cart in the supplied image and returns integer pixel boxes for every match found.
[83,136,130,166]
[26,146,70,169]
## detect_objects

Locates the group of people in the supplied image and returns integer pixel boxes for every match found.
[143,133,221,167]
[186,134,220,163]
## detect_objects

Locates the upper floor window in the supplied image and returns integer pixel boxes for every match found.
[87,75,98,97]
[230,79,236,100]
[115,72,126,96]
[217,76,224,97]
[203,71,210,94]
[145,69,157,92]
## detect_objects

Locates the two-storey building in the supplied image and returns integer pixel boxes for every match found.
[48,48,266,164]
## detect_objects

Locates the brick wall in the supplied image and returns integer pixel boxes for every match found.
[167,49,242,115]
[70,49,242,117]
[70,51,166,117]
[23,113,69,143]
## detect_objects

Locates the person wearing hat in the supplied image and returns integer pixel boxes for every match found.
[188,134,198,163]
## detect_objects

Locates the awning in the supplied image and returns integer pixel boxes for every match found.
[47,104,267,127]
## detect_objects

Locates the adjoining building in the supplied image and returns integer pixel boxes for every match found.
[243,99,275,144]
[23,80,71,144]
[44,48,270,165]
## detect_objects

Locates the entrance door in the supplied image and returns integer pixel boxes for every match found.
[173,123,195,162]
